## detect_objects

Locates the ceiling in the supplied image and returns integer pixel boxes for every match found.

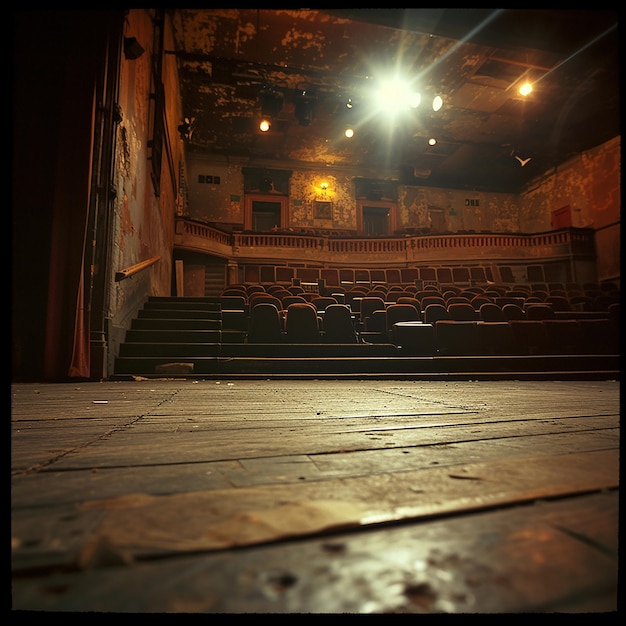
[170,9,619,193]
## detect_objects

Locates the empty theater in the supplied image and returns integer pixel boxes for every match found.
[11,10,619,614]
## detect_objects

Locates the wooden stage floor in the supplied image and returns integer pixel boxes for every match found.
[11,379,619,614]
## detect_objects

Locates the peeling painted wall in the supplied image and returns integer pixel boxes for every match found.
[520,137,620,280]
[289,171,356,229]
[185,156,521,234]
[521,138,620,230]
[185,137,617,252]
[108,10,184,362]
[186,159,244,225]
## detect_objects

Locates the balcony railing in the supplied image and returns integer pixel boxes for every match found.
[174,218,596,266]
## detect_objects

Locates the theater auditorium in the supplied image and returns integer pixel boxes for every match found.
[12,10,619,614]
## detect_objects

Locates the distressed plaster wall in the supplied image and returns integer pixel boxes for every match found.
[183,137,618,282]
[289,171,356,229]
[185,156,521,234]
[521,137,620,281]
[108,10,184,365]
[186,158,244,226]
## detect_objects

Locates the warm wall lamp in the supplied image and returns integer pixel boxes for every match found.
[124,37,145,60]
[318,180,331,198]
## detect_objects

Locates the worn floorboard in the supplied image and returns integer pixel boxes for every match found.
[11,492,618,614]
[11,380,620,614]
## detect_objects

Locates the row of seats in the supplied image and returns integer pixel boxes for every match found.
[239,263,620,291]
[240,301,619,356]
[392,318,619,356]
[222,286,620,355]
[241,264,496,287]
[247,302,359,344]
[352,296,619,329]
[221,283,620,319]
[224,280,619,300]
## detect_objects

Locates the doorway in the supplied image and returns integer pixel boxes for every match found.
[428,207,446,233]
[357,201,397,236]
[551,205,572,229]
[252,201,281,231]
[244,194,289,231]
[363,206,389,236]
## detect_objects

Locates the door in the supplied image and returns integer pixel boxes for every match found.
[244,194,289,231]
[357,201,397,236]
[363,206,390,235]
[252,201,281,230]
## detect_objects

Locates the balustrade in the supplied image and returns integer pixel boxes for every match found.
[174,218,595,268]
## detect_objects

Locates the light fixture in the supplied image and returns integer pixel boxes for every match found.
[294,88,317,126]
[373,77,421,115]
[344,127,354,139]
[428,137,437,146]
[408,92,421,108]
[320,181,329,196]
[519,82,533,96]
[432,95,443,112]
[258,85,283,132]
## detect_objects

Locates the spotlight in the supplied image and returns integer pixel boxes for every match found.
[344,127,354,139]
[519,82,533,96]
[294,88,317,126]
[428,137,437,146]
[259,118,271,132]
[432,95,443,112]
[408,92,421,108]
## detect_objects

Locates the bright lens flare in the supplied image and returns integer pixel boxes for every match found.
[519,82,533,96]
[374,78,420,114]
[408,92,421,108]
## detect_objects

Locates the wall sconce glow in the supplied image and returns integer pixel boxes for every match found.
[519,82,533,96]
[320,181,329,191]
[432,95,443,111]
[428,137,437,146]
[345,127,354,138]
[259,118,271,132]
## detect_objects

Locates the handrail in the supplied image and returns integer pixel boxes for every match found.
[115,256,161,282]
